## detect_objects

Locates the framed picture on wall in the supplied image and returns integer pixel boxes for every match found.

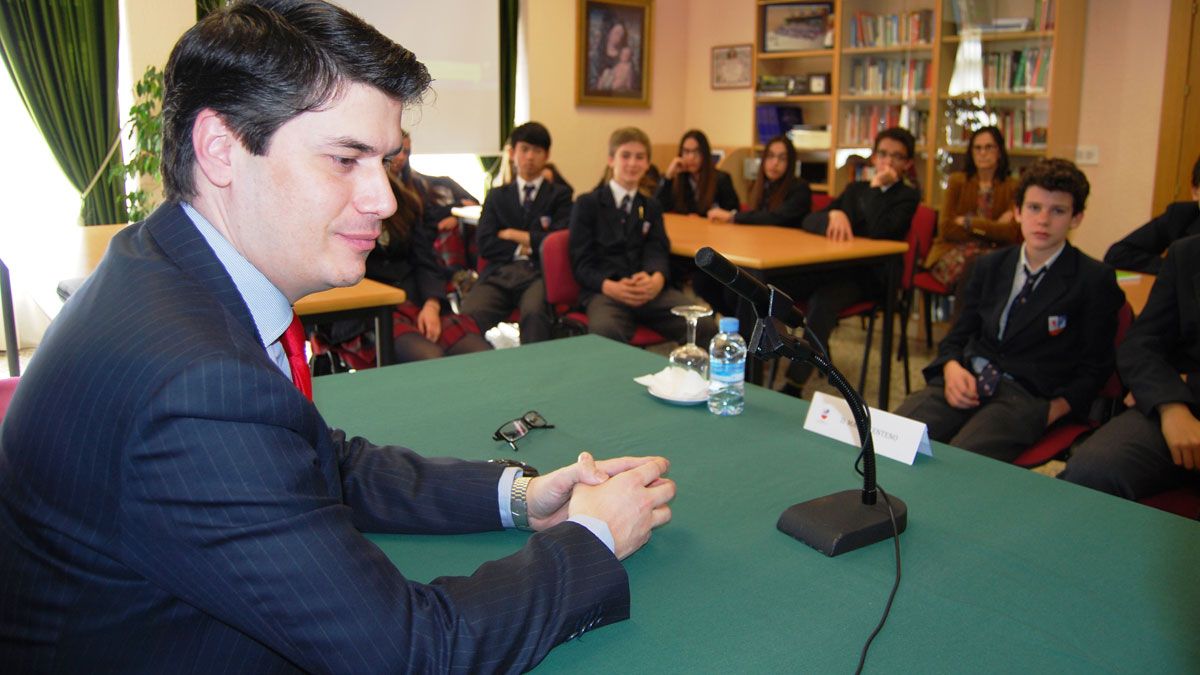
[807,73,830,94]
[711,44,752,89]
[576,0,654,108]
[762,3,833,53]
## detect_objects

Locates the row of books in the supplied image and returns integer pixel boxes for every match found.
[841,105,928,147]
[979,47,1052,94]
[845,57,931,97]
[845,9,934,48]
[946,110,1048,149]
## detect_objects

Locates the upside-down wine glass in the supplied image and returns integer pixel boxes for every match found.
[668,305,714,377]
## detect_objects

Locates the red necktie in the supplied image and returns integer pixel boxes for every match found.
[280,313,313,401]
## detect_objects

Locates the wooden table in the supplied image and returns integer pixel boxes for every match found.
[664,213,909,408]
[1116,271,1155,316]
[0,222,405,373]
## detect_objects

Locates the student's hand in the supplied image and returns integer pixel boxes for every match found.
[436,216,458,233]
[1045,397,1071,427]
[707,207,735,223]
[1159,403,1200,471]
[417,299,441,342]
[630,271,664,302]
[1124,391,1137,408]
[664,157,685,180]
[568,456,675,560]
[826,210,854,242]
[942,360,980,409]
[601,278,644,306]
[870,166,899,189]
[462,199,479,207]
[526,452,668,531]
[498,228,532,248]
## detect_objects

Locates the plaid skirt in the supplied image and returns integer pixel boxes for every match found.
[312,302,481,371]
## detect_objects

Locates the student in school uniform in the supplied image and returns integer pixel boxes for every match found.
[707,135,812,226]
[569,126,716,345]
[461,122,572,344]
[1103,155,1200,274]
[1061,234,1200,499]
[894,158,1125,462]
[655,129,740,216]
[776,127,920,396]
[701,135,815,315]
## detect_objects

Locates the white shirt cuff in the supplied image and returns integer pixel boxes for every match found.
[567,514,616,554]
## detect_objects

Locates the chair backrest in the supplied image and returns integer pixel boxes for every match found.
[0,377,18,422]
[539,230,581,307]
[904,205,938,290]
[811,192,832,212]
[1100,302,1136,399]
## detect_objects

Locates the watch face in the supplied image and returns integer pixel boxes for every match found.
[487,458,540,477]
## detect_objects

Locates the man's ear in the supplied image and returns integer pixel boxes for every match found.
[192,109,236,189]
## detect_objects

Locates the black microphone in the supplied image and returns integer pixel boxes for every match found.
[694,247,806,329]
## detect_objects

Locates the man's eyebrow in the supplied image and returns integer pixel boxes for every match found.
[326,136,378,154]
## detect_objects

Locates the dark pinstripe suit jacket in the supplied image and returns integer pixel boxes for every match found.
[0,203,628,673]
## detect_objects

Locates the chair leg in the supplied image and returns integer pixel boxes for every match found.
[858,312,876,396]
[898,292,912,395]
[922,290,934,349]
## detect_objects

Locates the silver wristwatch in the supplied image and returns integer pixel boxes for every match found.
[510,475,533,531]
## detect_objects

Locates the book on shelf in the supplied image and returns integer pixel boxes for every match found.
[979,45,1052,94]
[847,57,931,96]
[847,9,934,48]
[841,104,928,146]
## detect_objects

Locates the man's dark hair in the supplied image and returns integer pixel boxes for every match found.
[873,127,915,161]
[161,0,431,201]
[1016,157,1090,214]
[1191,154,1199,190]
[509,122,551,152]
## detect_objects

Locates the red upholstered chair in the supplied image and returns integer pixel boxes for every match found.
[1138,487,1200,520]
[1013,302,1136,468]
[539,230,666,347]
[810,192,832,212]
[0,377,18,421]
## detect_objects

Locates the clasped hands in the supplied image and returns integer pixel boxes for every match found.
[942,360,1070,427]
[601,271,664,307]
[526,452,675,560]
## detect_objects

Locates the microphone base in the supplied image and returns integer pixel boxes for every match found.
[777,490,907,557]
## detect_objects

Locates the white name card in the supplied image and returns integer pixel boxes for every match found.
[803,391,932,465]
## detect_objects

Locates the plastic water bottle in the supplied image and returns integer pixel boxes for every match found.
[708,317,746,416]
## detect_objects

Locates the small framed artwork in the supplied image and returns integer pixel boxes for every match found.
[711,44,752,89]
[762,3,833,53]
[807,73,830,95]
[576,0,654,108]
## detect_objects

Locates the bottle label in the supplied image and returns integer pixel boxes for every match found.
[710,360,744,384]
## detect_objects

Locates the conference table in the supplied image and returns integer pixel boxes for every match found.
[0,222,406,373]
[664,213,909,408]
[316,336,1200,673]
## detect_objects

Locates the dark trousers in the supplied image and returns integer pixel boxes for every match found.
[775,270,876,388]
[461,261,554,344]
[894,376,1050,462]
[1060,408,1199,500]
[583,286,716,346]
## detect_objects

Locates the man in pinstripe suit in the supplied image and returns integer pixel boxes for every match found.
[0,2,674,672]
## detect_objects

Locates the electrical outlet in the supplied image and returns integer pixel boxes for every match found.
[1075,145,1100,166]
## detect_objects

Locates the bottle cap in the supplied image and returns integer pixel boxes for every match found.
[719,317,739,333]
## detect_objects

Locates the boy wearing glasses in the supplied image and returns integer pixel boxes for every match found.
[462,122,572,344]
[569,126,716,344]
[779,127,921,396]
[895,159,1124,462]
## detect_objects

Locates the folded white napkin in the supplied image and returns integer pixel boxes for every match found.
[634,366,708,399]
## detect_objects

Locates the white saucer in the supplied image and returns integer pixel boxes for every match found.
[647,384,708,405]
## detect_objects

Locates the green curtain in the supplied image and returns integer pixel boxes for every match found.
[498,0,518,149]
[0,0,125,225]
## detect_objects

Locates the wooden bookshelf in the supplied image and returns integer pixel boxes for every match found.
[752,0,1086,204]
